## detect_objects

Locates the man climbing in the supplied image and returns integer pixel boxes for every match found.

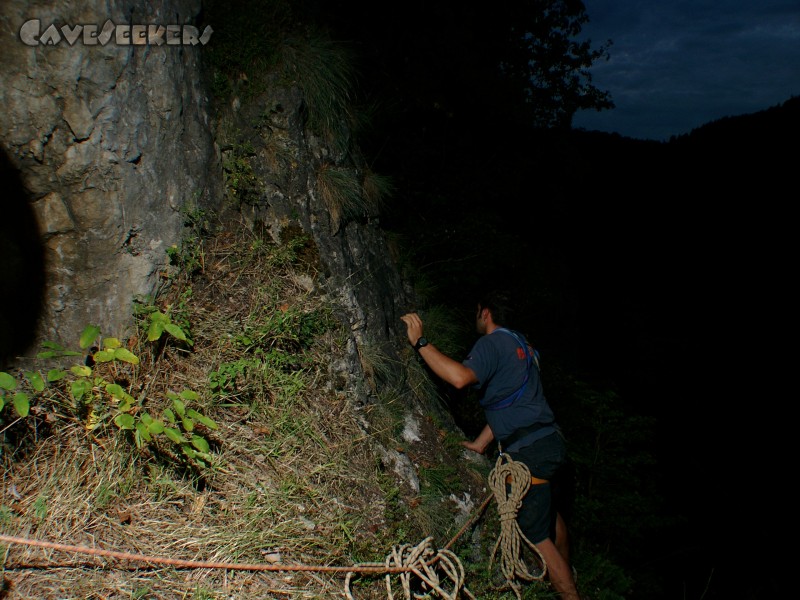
[401,290,580,599]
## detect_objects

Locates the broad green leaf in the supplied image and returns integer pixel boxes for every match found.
[164,322,187,341]
[190,435,210,453]
[147,420,164,435]
[36,350,57,359]
[163,408,176,423]
[13,392,30,418]
[0,372,16,390]
[182,417,194,432]
[179,390,199,401]
[140,412,153,426]
[181,445,197,459]
[166,391,179,401]
[80,325,101,350]
[93,350,115,363]
[105,384,133,404]
[102,337,122,349]
[47,369,67,382]
[40,341,64,350]
[114,413,135,430]
[118,399,133,412]
[71,379,92,402]
[25,371,46,392]
[71,365,92,377]
[147,320,164,342]
[172,398,185,417]
[163,427,183,444]
[113,348,140,365]
[0,396,5,410]
[106,383,125,397]
[150,311,169,324]
[187,409,218,430]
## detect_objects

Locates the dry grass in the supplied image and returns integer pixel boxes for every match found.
[0,215,497,599]
[315,164,366,234]
[0,220,395,599]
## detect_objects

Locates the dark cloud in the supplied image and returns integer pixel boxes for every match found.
[573,0,800,140]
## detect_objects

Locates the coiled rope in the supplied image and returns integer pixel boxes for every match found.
[487,453,547,599]
[345,536,476,600]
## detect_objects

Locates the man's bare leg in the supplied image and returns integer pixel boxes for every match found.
[536,537,580,599]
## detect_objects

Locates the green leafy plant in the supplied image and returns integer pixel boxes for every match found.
[0,370,33,420]
[136,390,218,467]
[222,140,260,205]
[134,295,193,348]
[209,358,252,400]
[146,310,192,346]
[28,325,216,469]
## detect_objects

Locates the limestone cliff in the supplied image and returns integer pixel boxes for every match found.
[0,0,221,364]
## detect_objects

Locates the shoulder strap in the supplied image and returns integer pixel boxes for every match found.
[494,328,538,370]
[482,328,538,411]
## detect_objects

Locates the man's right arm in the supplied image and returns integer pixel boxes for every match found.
[416,342,478,389]
[400,312,478,389]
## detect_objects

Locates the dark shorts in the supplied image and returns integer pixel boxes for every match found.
[508,431,566,544]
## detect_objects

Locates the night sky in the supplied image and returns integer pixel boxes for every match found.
[573,0,800,140]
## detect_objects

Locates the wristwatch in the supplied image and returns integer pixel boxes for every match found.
[413,336,429,351]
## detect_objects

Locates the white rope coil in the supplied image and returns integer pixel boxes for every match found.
[487,453,547,599]
[345,536,476,600]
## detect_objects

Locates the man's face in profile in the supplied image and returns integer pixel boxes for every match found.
[476,305,488,335]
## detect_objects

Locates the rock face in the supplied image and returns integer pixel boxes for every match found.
[0,0,221,363]
[0,0,410,389]
[215,73,411,403]
[0,0,459,528]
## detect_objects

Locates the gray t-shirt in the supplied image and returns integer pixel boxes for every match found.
[463,328,556,451]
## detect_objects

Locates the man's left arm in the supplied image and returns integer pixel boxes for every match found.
[462,423,494,454]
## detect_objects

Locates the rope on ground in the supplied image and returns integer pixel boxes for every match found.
[487,453,547,599]
[0,533,474,599]
[345,536,476,600]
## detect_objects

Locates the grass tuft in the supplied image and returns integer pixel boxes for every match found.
[277,29,357,150]
[316,163,368,233]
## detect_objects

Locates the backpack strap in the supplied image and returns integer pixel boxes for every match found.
[481,328,538,411]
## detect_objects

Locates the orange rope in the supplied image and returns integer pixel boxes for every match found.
[0,534,404,574]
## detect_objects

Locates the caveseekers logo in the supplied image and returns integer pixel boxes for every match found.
[19,19,213,46]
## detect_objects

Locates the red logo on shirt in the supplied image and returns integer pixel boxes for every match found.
[517,347,526,360]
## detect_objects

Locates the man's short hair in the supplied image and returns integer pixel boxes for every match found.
[478,289,515,327]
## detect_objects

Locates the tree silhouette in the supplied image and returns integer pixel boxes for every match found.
[307,0,614,130]
[500,0,615,128]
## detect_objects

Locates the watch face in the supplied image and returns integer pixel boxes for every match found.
[415,336,428,349]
